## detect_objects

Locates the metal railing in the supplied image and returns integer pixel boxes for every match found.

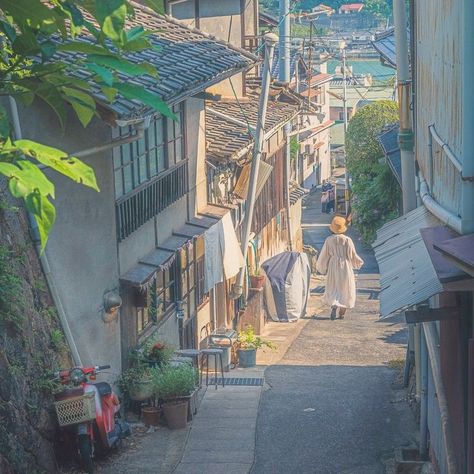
[116,160,188,241]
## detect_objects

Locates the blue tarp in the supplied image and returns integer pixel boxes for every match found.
[262,252,311,322]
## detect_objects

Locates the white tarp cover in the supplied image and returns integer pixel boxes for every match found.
[262,251,311,322]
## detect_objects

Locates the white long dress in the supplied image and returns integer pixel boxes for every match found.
[316,234,364,308]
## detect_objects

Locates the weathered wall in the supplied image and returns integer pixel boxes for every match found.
[16,102,122,378]
[415,0,462,215]
[0,186,72,473]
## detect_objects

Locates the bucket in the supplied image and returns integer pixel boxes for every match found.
[163,400,188,429]
[238,348,256,368]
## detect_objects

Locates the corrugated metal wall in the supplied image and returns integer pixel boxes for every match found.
[415,0,462,215]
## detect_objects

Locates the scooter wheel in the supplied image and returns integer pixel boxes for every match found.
[78,434,94,473]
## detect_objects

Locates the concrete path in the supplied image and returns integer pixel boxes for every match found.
[173,368,264,474]
[250,189,418,474]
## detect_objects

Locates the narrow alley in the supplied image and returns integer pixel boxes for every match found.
[250,188,418,473]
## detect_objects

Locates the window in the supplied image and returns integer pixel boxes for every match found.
[136,263,177,336]
[113,103,185,198]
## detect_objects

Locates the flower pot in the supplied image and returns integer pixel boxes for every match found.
[129,378,154,402]
[141,406,162,427]
[249,275,265,289]
[176,389,198,421]
[162,400,189,429]
[238,348,257,368]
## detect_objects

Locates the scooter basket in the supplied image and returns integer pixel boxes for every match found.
[54,392,96,427]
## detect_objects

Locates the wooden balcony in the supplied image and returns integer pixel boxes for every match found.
[116,159,188,241]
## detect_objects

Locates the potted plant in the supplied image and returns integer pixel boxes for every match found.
[153,364,196,429]
[237,326,276,368]
[145,341,174,369]
[117,364,155,402]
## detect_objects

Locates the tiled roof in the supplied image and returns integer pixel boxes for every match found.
[54,2,257,123]
[372,29,397,69]
[205,80,302,162]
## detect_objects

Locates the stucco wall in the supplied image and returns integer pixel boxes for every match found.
[16,101,121,376]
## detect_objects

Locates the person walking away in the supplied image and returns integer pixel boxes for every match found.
[321,180,330,213]
[327,183,336,214]
[316,216,364,320]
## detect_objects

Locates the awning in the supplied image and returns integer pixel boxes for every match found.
[373,206,443,317]
[434,234,474,278]
[120,205,232,287]
[233,161,273,200]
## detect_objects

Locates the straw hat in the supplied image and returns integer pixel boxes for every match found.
[329,216,348,234]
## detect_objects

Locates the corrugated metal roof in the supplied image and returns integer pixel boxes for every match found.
[373,206,443,317]
[378,124,401,186]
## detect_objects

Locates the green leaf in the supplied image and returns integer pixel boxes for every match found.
[0,159,55,198]
[95,0,127,42]
[126,26,147,42]
[87,54,157,77]
[122,37,152,52]
[114,83,174,119]
[12,140,100,191]
[62,87,97,127]
[84,63,115,86]
[141,0,165,15]
[57,41,118,56]
[0,0,57,29]
[32,192,56,251]
[0,19,17,42]
[18,80,67,129]
[0,105,10,139]
[40,40,57,60]
[101,86,117,102]
[12,31,40,56]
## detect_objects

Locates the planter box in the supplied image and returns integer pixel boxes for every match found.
[163,400,188,429]
[176,389,199,421]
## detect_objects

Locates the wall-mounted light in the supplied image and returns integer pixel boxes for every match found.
[102,291,122,323]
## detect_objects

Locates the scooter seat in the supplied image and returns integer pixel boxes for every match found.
[94,382,113,397]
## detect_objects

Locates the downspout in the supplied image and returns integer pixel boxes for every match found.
[420,323,429,459]
[8,96,83,366]
[423,321,459,474]
[7,99,149,367]
[279,0,294,251]
[462,0,474,234]
[233,33,278,297]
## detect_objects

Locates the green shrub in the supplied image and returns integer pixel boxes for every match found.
[153,364,196,400]
[238,326,276,351]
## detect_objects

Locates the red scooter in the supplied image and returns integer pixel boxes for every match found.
[53,365,130,473]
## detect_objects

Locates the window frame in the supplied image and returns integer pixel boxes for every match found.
[113,102,185,199]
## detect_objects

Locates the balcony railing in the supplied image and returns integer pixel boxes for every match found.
[116,159,188,241]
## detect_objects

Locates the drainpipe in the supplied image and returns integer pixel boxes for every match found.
[233,33,278,297]
[279,0,294,251]
[419,325,429,459]
[414,323,421,399]
[462,0,474,234]
[393,0,416,214]
[8,97,83,366]
[419,174,462,234]
[423,321,459,474]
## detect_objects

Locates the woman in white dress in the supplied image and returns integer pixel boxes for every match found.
[316,216,364,320]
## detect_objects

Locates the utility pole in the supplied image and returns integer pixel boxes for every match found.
[233,33,278,297]
[279,0,294,251]
[393,0,416,213]
[341,42,350,215]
